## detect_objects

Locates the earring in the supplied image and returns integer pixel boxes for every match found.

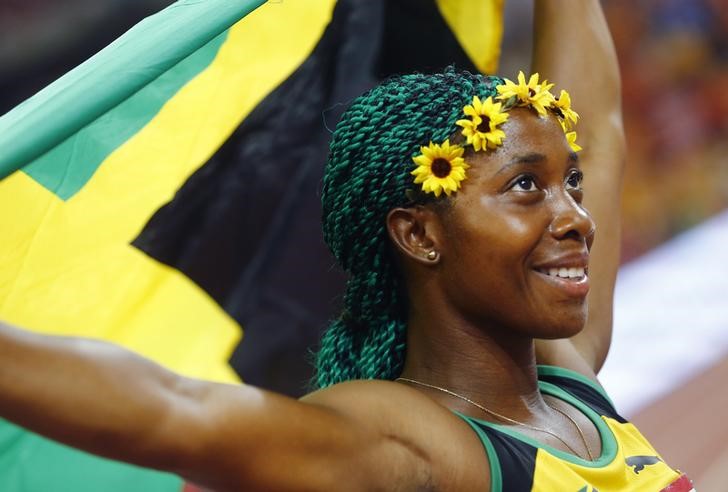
[427,250,438,260]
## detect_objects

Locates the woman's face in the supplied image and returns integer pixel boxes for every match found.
[437,108,594,339]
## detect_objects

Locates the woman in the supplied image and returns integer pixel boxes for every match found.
[0,1,694,491]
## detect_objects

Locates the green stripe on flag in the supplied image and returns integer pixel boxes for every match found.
[0,420,183,491]
[0,0,265,191]
[23,31,228,200]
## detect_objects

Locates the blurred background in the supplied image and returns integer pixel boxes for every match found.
[2,0,727,489]
[4,0,727,266]
[500,4,728,489]
[500,0,728,261]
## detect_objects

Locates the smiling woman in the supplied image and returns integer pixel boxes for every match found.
[307,65,690,491]
[0,1,697,491]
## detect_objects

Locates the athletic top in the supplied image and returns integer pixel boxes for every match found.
[457,366,695,492]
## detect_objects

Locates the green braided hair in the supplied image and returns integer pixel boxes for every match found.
[313,68,503,389]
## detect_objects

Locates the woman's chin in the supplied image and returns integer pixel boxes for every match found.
[536,310,587,340]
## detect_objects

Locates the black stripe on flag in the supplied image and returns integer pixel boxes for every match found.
[132,0,480,396]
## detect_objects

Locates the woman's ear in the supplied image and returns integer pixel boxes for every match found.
[386,206,443,265]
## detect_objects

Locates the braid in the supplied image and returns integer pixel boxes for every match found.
[313,68,503,389]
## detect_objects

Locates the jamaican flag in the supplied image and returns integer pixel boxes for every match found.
[0,0,503,490]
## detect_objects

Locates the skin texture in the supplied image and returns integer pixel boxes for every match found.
[0,1,624,490]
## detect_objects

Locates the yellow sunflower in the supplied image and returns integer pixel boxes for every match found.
[456,96,509,151]
[496,71,555,116]
[411,139,469,197]
[551,89,579,130]
[565,131,582,152]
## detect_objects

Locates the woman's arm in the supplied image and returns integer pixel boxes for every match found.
[0,321,430,491]
[531,0,626,374]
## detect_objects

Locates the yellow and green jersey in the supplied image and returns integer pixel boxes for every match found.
[458,366,695,492]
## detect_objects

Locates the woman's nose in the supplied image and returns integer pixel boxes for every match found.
[548,197,596,241]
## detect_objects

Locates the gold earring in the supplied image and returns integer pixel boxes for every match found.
[427,250,438,260]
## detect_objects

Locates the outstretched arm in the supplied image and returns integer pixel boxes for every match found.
[531,0,626,374]
[0,321,430,491]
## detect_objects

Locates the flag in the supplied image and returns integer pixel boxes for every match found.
[0,0,503,489]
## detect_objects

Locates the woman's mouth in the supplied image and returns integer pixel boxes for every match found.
[539,267,586,280]
[534,267,590,297]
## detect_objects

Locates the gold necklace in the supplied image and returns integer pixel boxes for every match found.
[396,377,595,461]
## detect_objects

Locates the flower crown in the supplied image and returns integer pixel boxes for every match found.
[411,71,581,198]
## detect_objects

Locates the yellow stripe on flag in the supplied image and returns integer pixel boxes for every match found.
[0,0,337,382]
[436,0,504,75]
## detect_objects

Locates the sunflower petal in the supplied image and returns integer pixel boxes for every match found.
[566,131,582,152]
[413,155,431,167]
[472,96,483,113]
[449,146,464,159]
[463,105,478,118]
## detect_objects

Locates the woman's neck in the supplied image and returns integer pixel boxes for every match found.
[399,309,548,421]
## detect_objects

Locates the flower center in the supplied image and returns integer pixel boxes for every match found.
[431,158,452,178]
[476,116,491,133]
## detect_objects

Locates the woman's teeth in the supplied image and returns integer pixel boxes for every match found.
[542,267,585,279]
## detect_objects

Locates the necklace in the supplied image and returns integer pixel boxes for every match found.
[396,377,595,461]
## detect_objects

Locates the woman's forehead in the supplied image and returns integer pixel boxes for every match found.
[461,109,571,176]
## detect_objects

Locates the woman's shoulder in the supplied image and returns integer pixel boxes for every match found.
[537,364,621,419]
[303,378,453,410]
[302,378,475,433]
[302,379,493,491]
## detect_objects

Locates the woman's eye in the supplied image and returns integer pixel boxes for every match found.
[511,175,537,192]
[565,170,583,191]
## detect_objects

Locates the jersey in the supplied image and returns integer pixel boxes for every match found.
[456,365,695,492]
